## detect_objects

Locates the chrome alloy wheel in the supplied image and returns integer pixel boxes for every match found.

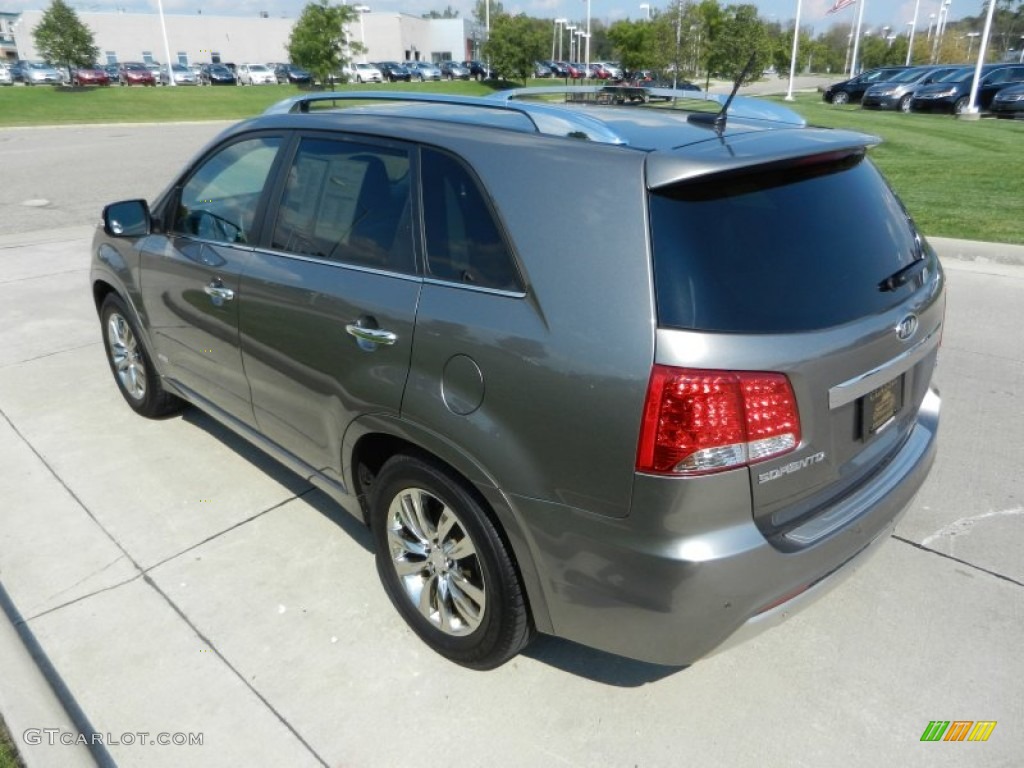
[386,487,486,636]
[107,312,146,400]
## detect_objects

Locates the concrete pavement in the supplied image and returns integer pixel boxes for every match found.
[0,225,1021,767]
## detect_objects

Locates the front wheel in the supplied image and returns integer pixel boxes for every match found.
[898,94,912,113]
[832,91,849,105]
[100,294,182,418]
[371,455,534,669]
[954,96,969,114]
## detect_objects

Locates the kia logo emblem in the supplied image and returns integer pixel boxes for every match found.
[896,314,919,342]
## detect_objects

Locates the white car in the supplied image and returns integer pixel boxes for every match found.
[347,62,383,83]
[237,64,277,85]
[0,65,13,86]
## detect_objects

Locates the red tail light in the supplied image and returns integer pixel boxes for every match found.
[636,366,801,475]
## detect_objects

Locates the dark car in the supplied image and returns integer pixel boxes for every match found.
[91,87,942,671]
[990,82,1024,118]
[71,66,110,86]
[861,66,961,112]
[376,61,411,82]
[910,63,1024,114]
[274,64,312,85]
[462,60,494,80]
[533,61,555,78]
[200,64,237,86]
[374,62,408,82]
[118,62,156,86]
[439,61,470,80]
[823,66,910,105]
[102,63,121,82]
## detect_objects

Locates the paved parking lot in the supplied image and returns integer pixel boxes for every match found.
[1,124,1022,767]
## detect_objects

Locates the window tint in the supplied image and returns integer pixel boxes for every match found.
[650,156,927,333]
[173,136,281,244]
[421,148,521,291]
[271,138,414,273]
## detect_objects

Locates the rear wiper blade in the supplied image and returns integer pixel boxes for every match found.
[878,257,928,292]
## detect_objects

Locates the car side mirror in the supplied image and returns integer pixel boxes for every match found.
[103,199,151,237]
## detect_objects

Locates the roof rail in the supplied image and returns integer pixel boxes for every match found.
[262,91,630,145]
[494,85,806,127]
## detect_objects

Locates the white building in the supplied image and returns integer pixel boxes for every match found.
[8,9,483,67]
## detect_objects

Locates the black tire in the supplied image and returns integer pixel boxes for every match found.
[371,454,534,669]
[832,91,849,105]
[898,94,912,113]
[954,96,969,114]
[99,294,182,418]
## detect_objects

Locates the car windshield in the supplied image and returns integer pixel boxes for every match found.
[249,65,269,72]
[891,68,930,83]
[938,67,974,83]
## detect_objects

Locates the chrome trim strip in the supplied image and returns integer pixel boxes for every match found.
[828,326,941,410]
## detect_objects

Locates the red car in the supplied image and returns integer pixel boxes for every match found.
[72,67,110,86]
[118,62,156,86]
[567,62,588,80]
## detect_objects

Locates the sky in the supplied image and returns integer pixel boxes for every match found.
[1,0,975,34]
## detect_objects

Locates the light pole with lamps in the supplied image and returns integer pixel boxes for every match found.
[566,25,576,60]
[639,3,650,20]
[354,5,370,63]
[785,0,803,102]
[906,0,920,65]
[963,0,997,117]
[553,18,567,60]
[965,31,979,57]
[585,0,592,69]
[156,0,175,86]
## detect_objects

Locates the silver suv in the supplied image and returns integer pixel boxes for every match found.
[90,87,943,669]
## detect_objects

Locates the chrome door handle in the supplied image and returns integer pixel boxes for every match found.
[204,282,235,301]
[345,324,397,347]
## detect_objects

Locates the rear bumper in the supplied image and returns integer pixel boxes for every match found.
[512,388,940,666]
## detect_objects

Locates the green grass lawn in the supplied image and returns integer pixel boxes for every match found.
[2,82,1021,244]
[0,716,22,768]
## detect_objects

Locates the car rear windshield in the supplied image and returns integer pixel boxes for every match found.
[649,154,922,333]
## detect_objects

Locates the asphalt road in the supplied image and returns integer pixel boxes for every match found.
[0,122,1021,768]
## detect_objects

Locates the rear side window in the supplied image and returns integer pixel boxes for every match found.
[650,156,923,333]
[270,137,414,273]
[421,148,522,291]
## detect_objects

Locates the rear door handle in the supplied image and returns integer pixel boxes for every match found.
[345,324,397,347]
[204,281,235,302]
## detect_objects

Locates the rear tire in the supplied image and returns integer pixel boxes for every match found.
[100,294,182,418]
[370,455,534,669]
[832,91,849,105]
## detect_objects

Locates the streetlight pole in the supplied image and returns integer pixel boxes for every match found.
[849,0,866,77]
[964,0,997,116]
[906,0,920,65]
[785,0,803,102]
[585,0,591,70]
[554,18,567,60]
[156,0,175,86]
[639,3,650,20]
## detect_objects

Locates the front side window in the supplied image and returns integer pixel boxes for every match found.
[270,138,414,273]
[420,148,521,291]
[173,136,281,244]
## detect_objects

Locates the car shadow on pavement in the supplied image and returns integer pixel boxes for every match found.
[180,408,374,553]
[522,635,684,685]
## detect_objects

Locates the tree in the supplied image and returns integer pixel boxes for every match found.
[423,6,460,19]
[287,0,364,87]
[705,4,769,83]
[32,0,99,77]
[472,0,506,27]
[484,13,546,82]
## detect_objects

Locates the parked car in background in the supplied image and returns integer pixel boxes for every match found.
[274,63,312,85]
[463,60,494,80]
[118,62,156,86]
[376,61,411,82]
[566,62,588,80]
[92,87,942,671]
[534,60,555,78]
[861,65,961,112]
[237,63,277,85]
[102,63,120,82]
[990,82,1024,118]
[71,66,110,86]
[406,61,441,81]
[592,62,624,80]
[159,63,199,86]
[823,66,910,104]
[439,61,470,80]
[910,63,1024,114]
[0,64,12,86]
[200,64,237,86]
[347,62,383,83]
[18,60,64,85]
[550,61,570,77]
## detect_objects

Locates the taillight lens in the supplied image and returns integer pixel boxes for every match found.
[636,366,801,475]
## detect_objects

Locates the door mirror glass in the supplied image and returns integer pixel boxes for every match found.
[104,199,151,237]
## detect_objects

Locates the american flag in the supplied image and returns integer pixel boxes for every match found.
[827,0,857,13]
